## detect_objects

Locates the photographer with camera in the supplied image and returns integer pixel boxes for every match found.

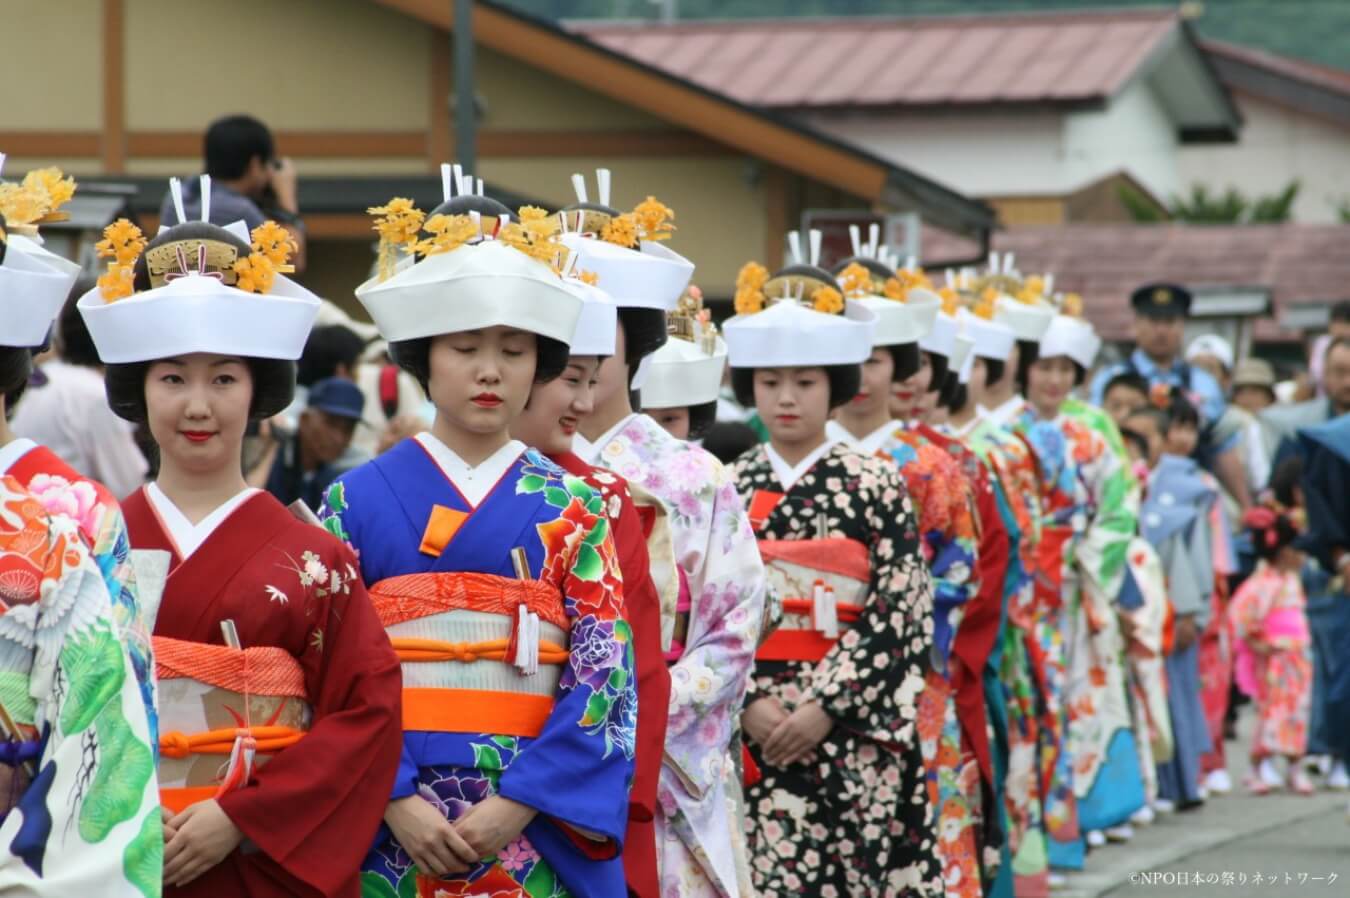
[158,114,306,272]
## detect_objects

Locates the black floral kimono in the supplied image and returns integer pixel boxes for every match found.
[731,442,941,897]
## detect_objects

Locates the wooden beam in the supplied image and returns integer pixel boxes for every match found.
[428,28,451,169]
[371,0,885,199]
[102,0,125,172]
[0,132,102,157]
[5,129,725,161]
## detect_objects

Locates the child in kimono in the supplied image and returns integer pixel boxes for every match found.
[1123,393,1219,812]
[80,197,404,898]
[0,169,160,896]
[0,164,157,746]
[326,175,637,898]
[562,174,765,898]
[508,274,671,898]
[1230,505,1313,794]
[724,240,941,897]
[1017,309,1142,870]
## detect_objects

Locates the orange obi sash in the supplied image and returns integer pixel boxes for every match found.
[371,572,568,739]
[756,538,871,663]
[154,636,310,815]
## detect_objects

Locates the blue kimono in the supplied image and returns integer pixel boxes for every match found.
[1141,454,1216,805]
[321,437,636,898]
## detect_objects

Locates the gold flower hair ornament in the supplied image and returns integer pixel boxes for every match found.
[498,205,566,271]
[96,218,147,302]
[599,195,677,248]
[1060,292,1084,317]
[670,285,720,354]
[811,285,844,314]
[837,262,876,299]
[369,198,426,280]
[733,261,769,315]
[0,167,76,234]
[233,221,297,294]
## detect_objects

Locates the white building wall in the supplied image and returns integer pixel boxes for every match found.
[1178,92,1350,223]
[803,80,1182,201]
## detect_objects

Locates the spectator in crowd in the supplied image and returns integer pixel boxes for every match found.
[298,323,367,390]
[10,280,148,498]
[1091,283,1252,510]
[1101,371,1150,427]
[1232,359,1278,415]
[1186,335,1272,501]
[254,376,364,511]
[1305,301,1350,401]
[1265,336,1350,459]
[159,114,306,271]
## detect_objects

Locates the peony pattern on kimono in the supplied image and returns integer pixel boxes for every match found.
[0,476,160,898]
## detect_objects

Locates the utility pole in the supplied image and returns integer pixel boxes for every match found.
[453,0,476,172]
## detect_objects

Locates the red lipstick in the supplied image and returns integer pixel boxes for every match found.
[471,393,503,408]
[182,431,214,443]
[559,417,577,436]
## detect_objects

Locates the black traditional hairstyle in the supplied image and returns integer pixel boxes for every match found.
[299,324,367,388]
[924,351,948,393]
[57,276,102,369]
[391,193,567,388]
[887,342,921,382]
[618,308,669,388]
[1014,338,1041,393]
[730,363,861,411]
[685,399,718,441]
[978,356,1006,387]
[941,375,965,413]
[0,213,31,411]
[107,221,296,422]
[701,420,762,466]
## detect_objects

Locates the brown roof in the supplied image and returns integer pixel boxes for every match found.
[574,9,1182,110]
[921,223,1350,342]
[1203,39,1350,97]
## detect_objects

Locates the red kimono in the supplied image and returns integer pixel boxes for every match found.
[123,487,403,898]
[551,451,670,898]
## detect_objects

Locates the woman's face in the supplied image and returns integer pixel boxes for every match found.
[1026,355,1076,419]
[753,366,831,448]
[144,353,254,475]
[427,326,536,438]
[843,347,894,421]
[509,357,600,455]
[1165,419,1199,458]
[651,406,691,441]
[891,351,933,420]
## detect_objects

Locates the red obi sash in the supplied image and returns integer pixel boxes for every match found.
[755,537,870,663]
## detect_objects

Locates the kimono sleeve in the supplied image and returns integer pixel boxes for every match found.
[1228,575,1272,643]
[663,468,765,801]
[497,506,637,848]
[215,540,404,897]
[805,462,933,745]
[1075,428,1139,625]
[0,517,160,898]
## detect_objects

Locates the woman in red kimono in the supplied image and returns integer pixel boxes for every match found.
[79,197,404,897]
[508,275,670,898]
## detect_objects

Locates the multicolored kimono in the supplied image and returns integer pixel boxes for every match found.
[1139,455,1217,806]
[874,425,983,898]
[731,442,941,898]
[0,439,157,745]
[962,419,1048,898]
[579,412,765,898]
[123,486,403,898]
[1230,563,1312,759]
[1117,539,1175,810]
[1014,405,1139,868]
[0,474,160,897]
[549,451,669,898]
[324,436,636,898]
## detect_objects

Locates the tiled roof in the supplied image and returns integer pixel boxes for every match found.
[574,9,1181,109]
[921,223,1350,342]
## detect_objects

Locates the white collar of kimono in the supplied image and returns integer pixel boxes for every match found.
[825,418,895,456]
[146,482,260,560]
[0,438,38,476]
[764,437,837,492]
[415,431,525,507]
[980,394,1024,427]
[573,411,639,467]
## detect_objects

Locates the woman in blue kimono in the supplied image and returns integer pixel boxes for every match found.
[322,173,637,898]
